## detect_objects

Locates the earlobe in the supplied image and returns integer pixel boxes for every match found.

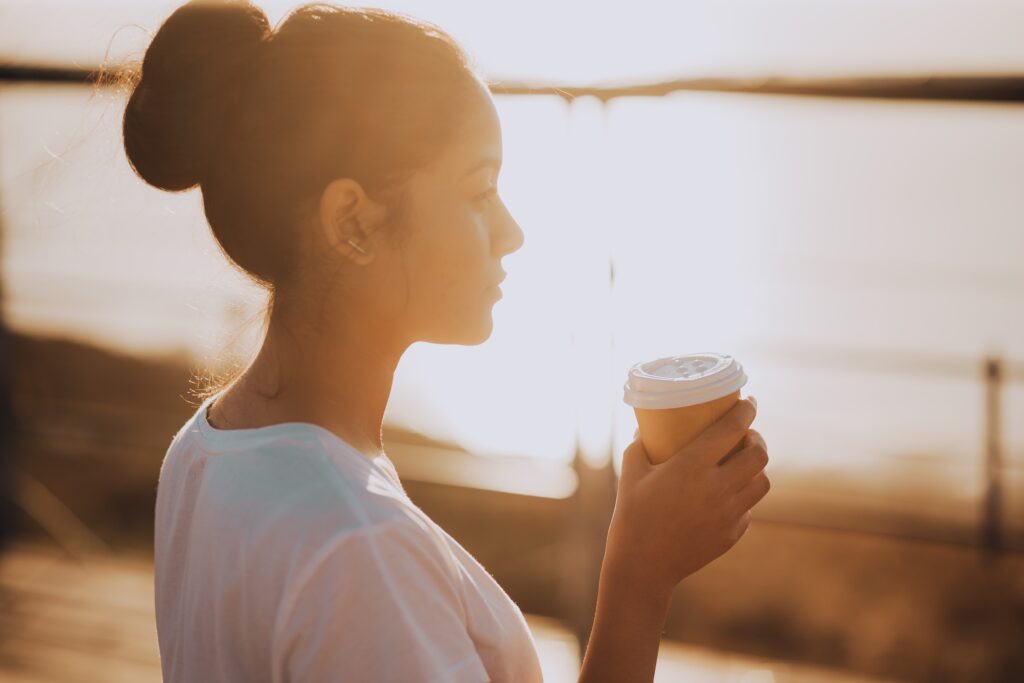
[341,202,388,262]
[337,220,374,263]
[346,238,368,255]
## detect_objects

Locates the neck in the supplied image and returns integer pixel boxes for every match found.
[230,303,410,459]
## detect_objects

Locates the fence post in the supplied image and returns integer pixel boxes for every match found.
[0,167,15,554]
[980,356,1003,563]
[562,444,618,664]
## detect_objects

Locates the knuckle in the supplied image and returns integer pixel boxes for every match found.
[729,411,749,433]
[740,446,766,473]
[756,446,769,468]
[731,512,751,543]
[737,522,750,541]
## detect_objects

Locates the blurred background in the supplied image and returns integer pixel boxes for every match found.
[1,0,1023,681]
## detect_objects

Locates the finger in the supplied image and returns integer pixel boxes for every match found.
[735,428,765,454]
[718,428,758,466]
[729,510,752,546]
[732,471,771,513]
[619,435,652,482]
[717,432,768,490]
[676,397,757,470]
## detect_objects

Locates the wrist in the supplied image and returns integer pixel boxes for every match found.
[581,547,674,682]
[600,551,674,607]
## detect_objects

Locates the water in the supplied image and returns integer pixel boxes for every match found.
[2,82,1022,530]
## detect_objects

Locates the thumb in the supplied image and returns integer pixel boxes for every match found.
[620,432,652,481]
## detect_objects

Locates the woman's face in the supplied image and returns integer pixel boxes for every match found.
[379,88,525,346]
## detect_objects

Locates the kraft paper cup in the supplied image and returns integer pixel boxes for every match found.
[623,353,748,465]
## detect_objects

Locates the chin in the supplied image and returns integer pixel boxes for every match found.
[423,312,495,346]
[454,317,495,346]
[415,290,501,345]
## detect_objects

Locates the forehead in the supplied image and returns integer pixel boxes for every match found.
[434,92,503,175]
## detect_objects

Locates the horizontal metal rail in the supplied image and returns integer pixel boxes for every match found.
[2,64,1024,103]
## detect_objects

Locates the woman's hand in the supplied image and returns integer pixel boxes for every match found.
[603,397,770,598]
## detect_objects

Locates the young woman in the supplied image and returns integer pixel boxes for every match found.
[123,1,770,681]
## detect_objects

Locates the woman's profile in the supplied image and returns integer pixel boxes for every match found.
[121,1,770,681]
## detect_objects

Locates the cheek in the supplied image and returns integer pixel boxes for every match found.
[428,208,487,270]
[412,213,488,293]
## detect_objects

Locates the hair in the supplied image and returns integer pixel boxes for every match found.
[111,0,487,400]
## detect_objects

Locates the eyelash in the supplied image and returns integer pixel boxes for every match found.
[475,187,498,202]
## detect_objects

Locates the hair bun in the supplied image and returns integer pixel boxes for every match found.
[123,0,270,191]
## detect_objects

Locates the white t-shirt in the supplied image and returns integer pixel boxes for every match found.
[154,393,545,683]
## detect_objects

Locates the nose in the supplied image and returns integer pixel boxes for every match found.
[498,208,525,257]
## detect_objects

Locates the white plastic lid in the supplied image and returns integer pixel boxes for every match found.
[623,352,748,409]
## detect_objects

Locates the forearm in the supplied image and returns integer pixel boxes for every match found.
[577,558,673,683]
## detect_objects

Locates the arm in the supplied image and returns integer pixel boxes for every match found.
[577,554,673,683]
[577,399,768,682]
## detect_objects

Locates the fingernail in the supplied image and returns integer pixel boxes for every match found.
[749,395,758,409]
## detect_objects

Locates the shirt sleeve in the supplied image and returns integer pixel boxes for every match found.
[271,517,491,683]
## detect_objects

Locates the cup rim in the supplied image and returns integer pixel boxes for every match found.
[623,352,747,409]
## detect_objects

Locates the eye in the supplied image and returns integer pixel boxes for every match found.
[474,186,498,203]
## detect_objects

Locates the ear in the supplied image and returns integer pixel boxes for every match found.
[318,178,384,264]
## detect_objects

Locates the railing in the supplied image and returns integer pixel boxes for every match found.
[744,342,1024,558]
[4,64,1024,102]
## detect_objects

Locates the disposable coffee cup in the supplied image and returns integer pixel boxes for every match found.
[623,352,748,465]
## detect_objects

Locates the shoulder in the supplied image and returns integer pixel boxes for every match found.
[164,424,414,550]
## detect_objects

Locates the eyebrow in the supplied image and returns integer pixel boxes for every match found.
[463,157,501,178]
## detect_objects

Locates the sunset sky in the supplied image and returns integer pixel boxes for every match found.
[2,1,1023,82]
